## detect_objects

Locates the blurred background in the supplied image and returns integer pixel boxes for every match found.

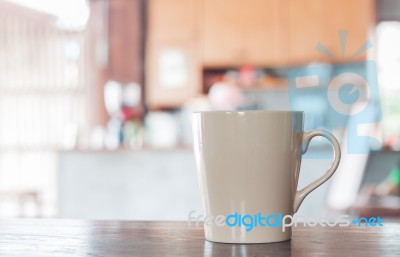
[0,0,399,221]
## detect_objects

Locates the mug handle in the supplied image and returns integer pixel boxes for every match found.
[293,130,341,212]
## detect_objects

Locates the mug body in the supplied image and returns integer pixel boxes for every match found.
[192,111,304,243]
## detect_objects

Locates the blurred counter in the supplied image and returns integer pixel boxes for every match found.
[58,148,334,220]
[58,149,201,220]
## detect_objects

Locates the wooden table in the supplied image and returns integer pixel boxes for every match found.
[0,220,399,256]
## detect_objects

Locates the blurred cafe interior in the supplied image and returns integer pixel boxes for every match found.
[0,0,400,221]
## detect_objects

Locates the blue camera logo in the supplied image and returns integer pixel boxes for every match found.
[288,30,382,155]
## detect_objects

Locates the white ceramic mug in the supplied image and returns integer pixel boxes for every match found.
[192,111,341,244]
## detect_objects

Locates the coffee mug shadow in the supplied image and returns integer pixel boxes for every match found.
[203,239,293,257]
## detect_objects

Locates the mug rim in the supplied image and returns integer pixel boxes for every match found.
[193,110,304,114]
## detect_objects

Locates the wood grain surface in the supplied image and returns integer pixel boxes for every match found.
[0,220,399,257]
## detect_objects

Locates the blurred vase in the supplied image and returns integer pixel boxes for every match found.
[145,112,178,148]
[104,80,122,116]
